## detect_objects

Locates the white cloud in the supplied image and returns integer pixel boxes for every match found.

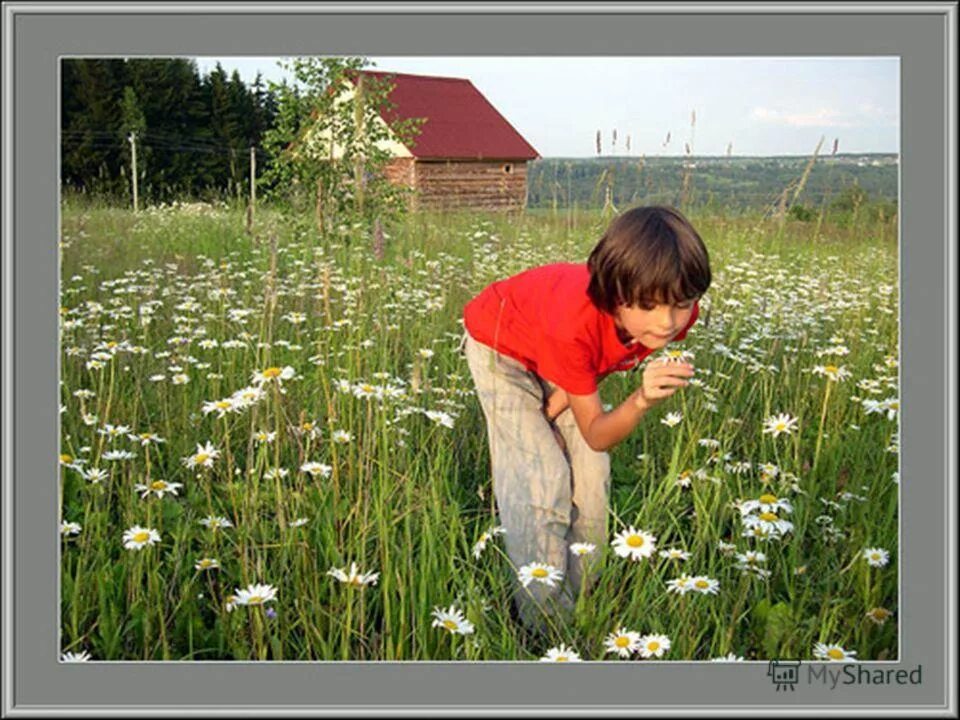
[751,103,897,129]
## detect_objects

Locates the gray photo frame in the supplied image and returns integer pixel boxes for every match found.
[3,2,956,716]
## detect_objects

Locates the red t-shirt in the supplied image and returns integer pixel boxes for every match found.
[463,263,699,395]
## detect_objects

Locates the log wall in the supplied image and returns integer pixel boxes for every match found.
[411,160,528,211]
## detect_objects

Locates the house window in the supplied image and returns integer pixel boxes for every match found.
[502,163,513,174]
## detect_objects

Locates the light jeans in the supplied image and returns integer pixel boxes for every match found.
[462,332,611,631]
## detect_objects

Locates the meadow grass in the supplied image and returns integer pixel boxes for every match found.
[58,198,899,661]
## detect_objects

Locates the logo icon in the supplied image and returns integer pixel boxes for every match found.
[767,659,802,691]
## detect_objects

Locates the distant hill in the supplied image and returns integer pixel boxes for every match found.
[526,154,898,212]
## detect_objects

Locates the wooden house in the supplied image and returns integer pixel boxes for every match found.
[341,70,541,212]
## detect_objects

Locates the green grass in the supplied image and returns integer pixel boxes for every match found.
[58,198,899,661]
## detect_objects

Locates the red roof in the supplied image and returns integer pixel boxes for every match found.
[347,70,540,161]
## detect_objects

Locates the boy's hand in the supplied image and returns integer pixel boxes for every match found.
[635,359,695,408]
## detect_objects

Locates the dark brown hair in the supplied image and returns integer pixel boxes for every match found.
[586,205,711,313]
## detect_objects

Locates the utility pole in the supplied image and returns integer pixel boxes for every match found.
[128,132,139,213]
[247,145,256,234]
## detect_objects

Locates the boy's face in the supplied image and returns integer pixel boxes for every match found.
[613,298,697,349]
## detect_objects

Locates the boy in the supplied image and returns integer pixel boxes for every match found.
[462,205,711,632]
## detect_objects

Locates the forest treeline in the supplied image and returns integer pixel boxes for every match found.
[62,58,898,215]
[61,58,280,202]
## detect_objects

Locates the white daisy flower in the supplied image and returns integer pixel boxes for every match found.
[862,547,890,568]
[122,525,160,550]
[289,517,310,528]
[658,547,691,561]
[660,412,683,428]
[604,627,642,658]
[638,634,671,659]
[691,575,720,595]
[83,467,109,484]
[737,494,793,516]
[431,605,475,635]
[540,643,582,662]
[611,526,657,561]
[517,562,563,588]
[60,521,82,536]
[133,479,183,499]
[710,653,745,662]
[762,412,799,438]
[234,583,277,607]
[194,557,220,571]
[300,462,332,478]
[742,511,794,536]
[61,650,92,662]
[813,642,858,662]
[665,574,695,595]
[199,515,233,530]
[570,542,597,557]
[182,441,219,469]
[331,430,353,444]
[251,366,296,387]
[327,562,379,587]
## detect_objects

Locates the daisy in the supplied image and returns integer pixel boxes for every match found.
[194,557,220,571]
[472,526,506,559]
[666,574,695,595]
[133,479,183,499]
[122,525,160,550]
[331,429,353,444]
[737,494,793,516]
[604,627,642,658]
[517,562,563,588]
[812,364,852,382]
[691,576,720,595]
[638,634,671,659]
[424,410,455,429]
[540,644,582,662]
[570,542,597,557]
[661,348,695,363]
[198,515,233,530]
[183,441,219,469]
[762,413,799,438]
[251,366,296,387]
[862,547,890,568]
[865,607,893,626]
[659,547,691,561]
[171,373,190,385]
[327,562,379,587]
[233,583,278,607]
[202,398,237,418]
[698,438,721,449]
[711,653,746,662]
[301,462,332,478]
[611,526,657,561]
[263,467,289,481]
[661,412,683,428]
[83,467,108,484]
[129,432,166,446]
[61,650,92,662]
[224,594,238,612]
[231,385,267,408]
[813,642,858,662]
[431,605,475,635]
[289,517,309,528]
[102,449,136,461]
[742,512,794,537]
[60,521,82,536]
[254,430,277,444]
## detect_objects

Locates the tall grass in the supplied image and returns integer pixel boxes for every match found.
[58,198,899,661]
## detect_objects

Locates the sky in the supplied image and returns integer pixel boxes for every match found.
[194,56,899,158]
